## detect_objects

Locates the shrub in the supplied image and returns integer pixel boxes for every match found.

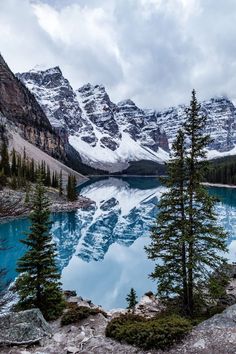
[61,305,107,326]
[105,313,192,350]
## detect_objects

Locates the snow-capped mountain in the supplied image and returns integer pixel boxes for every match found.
[152,96,236,154]
[17,66,236,173]
[17,68,169,173]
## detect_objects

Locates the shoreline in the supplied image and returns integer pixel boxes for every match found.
[0,186,93,224]
[0,197,93,224]
[202,182,236,189]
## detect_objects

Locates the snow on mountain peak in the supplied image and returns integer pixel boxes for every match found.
[17,64,236,172]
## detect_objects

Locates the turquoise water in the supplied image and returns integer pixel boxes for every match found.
[1,177,236,309]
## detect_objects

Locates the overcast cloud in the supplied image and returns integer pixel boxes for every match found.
[0,0,236,109]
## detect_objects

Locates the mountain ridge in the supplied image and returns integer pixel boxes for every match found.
[17,65,236,173]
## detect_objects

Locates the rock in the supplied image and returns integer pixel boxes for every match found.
[0,309,52,345]
[53,332,66,343]
[166,303,236,353]
[135,292,164,317]
[64,290,77,299]
[65,346,80,354]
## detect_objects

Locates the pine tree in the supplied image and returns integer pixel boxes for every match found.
[15,174,65,320]
[45,165,51,187]
[11,148,17,176]
[67,174,77,201]
[11,175,18,190]
[59,170,63,196]
[126,288,138,313]
[24,183,30,204]
[145,130,189,312]
[183,90,228,315]
[0,138,10,177]
[71,175,77,201]
[146,90,228,317]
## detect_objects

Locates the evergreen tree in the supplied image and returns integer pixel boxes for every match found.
[67,174,77,201]
[0,169,7,189]
[145,130,189,312]
[30,158,35,183]
[24,183,30,204]
[59,170,63,196]
[15,174,65,320]
[146,90,228,317]
[45,165,51,187]
[0,138,10,177]
[126,288,138,313]
[11,175,18,190]
[11,148,17,176]
[183,90,227,315]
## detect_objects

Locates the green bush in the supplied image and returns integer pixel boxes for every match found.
[61,305,107,326]
[105,313,192,350]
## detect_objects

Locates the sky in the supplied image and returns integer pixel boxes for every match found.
[0,0,236,109]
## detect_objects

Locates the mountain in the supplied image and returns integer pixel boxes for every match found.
[152,96,236,154]
[18,65,236,173]
[17,68,169,173]
[0,53,91,180]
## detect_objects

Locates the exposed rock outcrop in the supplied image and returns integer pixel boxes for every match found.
[0,309,52,345]
[3,298,236,353]
[0,54,91,176]
[0,55,66,160]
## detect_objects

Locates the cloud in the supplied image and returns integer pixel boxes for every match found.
[0,0,236,109]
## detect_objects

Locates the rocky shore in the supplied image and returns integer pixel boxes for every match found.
[1,291,236,354]
[0,187,93,224]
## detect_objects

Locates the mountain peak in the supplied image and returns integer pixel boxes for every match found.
[117,99,137,107]
[29,65,62,75]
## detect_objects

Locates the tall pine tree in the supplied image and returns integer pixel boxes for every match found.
[146,90,228,317]
[0,136,10,177]
[59,170,63,196]
[16,174,65,320]
[67,174,77,201]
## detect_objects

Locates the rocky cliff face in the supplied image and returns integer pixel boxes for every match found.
[18,68,169,173]
[0,54,68,160]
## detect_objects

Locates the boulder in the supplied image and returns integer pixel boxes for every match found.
[135,291,164,317]
[0,309,52,345]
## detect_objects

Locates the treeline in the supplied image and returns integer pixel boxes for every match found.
[206,156,236,185]
[0,126,77,201]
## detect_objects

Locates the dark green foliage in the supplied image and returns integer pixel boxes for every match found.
[206,156,236,185]
[0,133,10,177]
[114,160,167,176]
[0,169,7,189]
[145,90,228,317]
[67,174,77,201]
[207,265,230,302]
[3,146,61,191]
[105,313,192,350]
[51,171,59,189]
[45,165,51,187]
[126,288,138,313]
[11,148,17,176]
[15,174,65,320]
[59,170,63,196]
[61,304,107,326]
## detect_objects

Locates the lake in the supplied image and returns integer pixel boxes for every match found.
[1,177,236,309]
